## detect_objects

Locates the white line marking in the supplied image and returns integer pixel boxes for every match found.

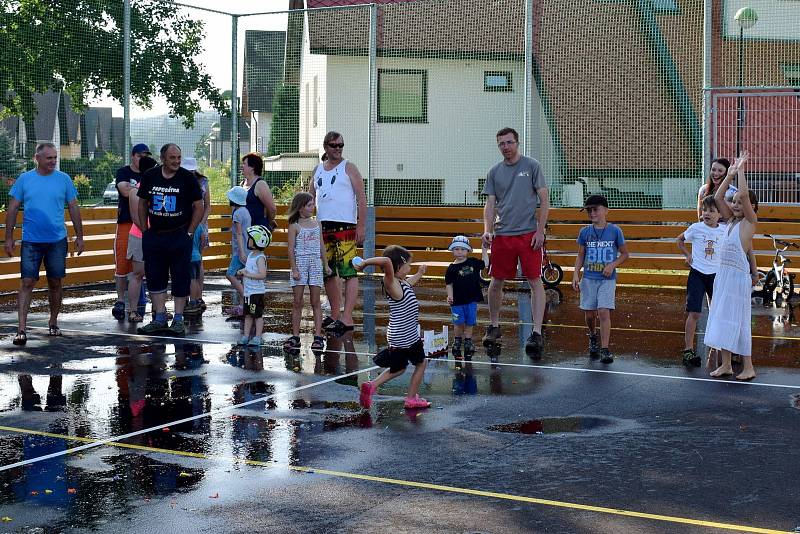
[0,364,378,472]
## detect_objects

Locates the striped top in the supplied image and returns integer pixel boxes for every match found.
[385,280,420,348]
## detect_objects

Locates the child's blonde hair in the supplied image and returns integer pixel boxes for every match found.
[287,192,314,225]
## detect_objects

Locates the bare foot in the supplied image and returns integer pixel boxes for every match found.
[736,370,756,381]
[710,365,733,377]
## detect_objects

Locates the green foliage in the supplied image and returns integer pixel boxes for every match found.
[201,162,232,203]
[0,0,228,127]
[267,83,299,157]
[272,173,307,204]
[72,173,91,200]
[0,126,24,181]
[195,132,211,162]
[59,152,122,196]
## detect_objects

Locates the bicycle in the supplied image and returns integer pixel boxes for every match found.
[752,234,798,306]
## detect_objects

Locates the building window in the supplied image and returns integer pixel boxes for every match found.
[378,69,427,123]
[484,71,513,92]
[783,64,800,86]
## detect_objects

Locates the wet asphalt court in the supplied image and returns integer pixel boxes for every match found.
[0,274,798,534]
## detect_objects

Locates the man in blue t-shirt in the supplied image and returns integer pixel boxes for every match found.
[4,142,84,346]
[571,195,629,364]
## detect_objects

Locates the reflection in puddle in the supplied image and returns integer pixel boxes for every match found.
[487,416,613,435]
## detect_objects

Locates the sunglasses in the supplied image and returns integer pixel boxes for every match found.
[326,143,344,149]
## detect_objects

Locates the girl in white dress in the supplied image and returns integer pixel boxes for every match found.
[705,152,758,381]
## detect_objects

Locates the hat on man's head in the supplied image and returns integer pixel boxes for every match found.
[448,235,472,251]
[581,194,609,210]
[182,157,199,172]
[226,186,248,206]
[131,143,151,155]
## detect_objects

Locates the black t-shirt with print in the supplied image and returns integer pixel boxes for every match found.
[445,257,485,305]
[115,166,142,224]
[137,167,202,232]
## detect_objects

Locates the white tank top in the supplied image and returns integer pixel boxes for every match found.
[243,251,266,297]
[314,159,357,224]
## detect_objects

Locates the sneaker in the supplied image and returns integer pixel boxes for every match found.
[248,336,262,347]
[167,319,186,337]
[452,337,462,358]
[525,331,543,358]
[112,301,126,320]
[184,301,202,316]
[403,395,431,409]
[238,335,249,346]
[359,381,376,409]
[682,348,701,367]
[463,338,475,359]
[599,348,614,364]
[588,333,600,359]
[137,320,168,335]
[481,325,501,347]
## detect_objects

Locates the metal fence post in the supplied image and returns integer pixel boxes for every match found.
[123,0,131,164]
[701,0,712,187]
[364,4,377,263]
[523,0,533,158]
[231,14,239,187]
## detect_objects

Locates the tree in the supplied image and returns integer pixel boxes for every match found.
[267,83,299,157]
[0,0,228,128]
[0,126,23,180]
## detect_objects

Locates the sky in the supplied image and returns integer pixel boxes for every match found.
[95,0,290,118]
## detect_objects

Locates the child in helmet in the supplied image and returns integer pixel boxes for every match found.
[445,235,485,359]
[237,225,270,346]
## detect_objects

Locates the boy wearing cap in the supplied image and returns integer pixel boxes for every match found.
[445,236,486,359]
[112,142,152,320]
[572,195,629,363]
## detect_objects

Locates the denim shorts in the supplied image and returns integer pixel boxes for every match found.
[451,302,478,326]
[579,277,616,310]
[227,256,246,277]
[20,239,68,280]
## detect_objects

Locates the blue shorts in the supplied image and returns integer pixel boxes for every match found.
[451,302,478,326]
[227,256,245,277]
[20,239,68,280]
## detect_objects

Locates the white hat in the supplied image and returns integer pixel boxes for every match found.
[226,185,248,206]
[182,157,199,172]
[448,235,472,251]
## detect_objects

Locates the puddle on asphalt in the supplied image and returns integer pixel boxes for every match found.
[487,416,613,435]
[791,394,800,410]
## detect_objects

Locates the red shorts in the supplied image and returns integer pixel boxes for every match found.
[489,231,543,280]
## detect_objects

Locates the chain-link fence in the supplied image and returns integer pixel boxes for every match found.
[2,0,800,210]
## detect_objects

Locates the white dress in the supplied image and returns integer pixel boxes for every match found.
[703,221,752,356]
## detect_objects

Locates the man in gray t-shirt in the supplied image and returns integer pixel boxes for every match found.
[481,127,550,357]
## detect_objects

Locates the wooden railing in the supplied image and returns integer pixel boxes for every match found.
[1,204,798,292]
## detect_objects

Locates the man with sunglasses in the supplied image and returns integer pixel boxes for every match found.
[481,127,550,357]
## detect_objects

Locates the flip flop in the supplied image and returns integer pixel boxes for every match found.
[48,325,62,337]
[321,316,335,329]
[13,330,27,346]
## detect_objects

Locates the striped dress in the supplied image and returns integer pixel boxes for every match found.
[386,280,420,349]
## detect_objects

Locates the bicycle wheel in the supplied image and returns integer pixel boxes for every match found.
[542,262,563,289]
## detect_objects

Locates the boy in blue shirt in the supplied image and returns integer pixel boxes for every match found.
[571,195,629,363]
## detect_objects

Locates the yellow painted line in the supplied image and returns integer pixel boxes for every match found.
[0,425,790,534]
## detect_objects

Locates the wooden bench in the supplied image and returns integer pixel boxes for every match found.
[1,204,797,292]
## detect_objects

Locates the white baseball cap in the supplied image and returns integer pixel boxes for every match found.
[182,157,199,172]
[448,235,472,251]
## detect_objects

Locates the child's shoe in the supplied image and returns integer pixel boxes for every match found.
[682,348,701,367]
[403,395,431,409]
[525,331,543,359]
[237,335,249,346]
[463,338,475,359]
[482,325,501,347]
[359,381,376,409]
[283,335,301,352]
[452,336,462,359]
[588,333,600,359]
[599,347,614,364]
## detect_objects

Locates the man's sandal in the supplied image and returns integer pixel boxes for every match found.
[13,330,27,346]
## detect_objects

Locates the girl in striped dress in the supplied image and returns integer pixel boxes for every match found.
[355,245,430,409]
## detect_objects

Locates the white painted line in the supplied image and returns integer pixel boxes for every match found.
[0,364,379,473]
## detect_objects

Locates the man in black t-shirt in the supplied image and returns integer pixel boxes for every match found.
[445,236,486,359]
[112,143,151,320]
[136,143,203,337]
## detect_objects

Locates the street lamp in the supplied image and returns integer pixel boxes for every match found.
[250,109,259,153]
[735,6,758,157]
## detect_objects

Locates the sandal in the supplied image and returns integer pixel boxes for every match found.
[324,319,355,333]
[311,335,325,351]
[321,316,335,329]
[48,325,62,337]
[283,335,300,351]
[128,311,144,323]
[13,330,27,346]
